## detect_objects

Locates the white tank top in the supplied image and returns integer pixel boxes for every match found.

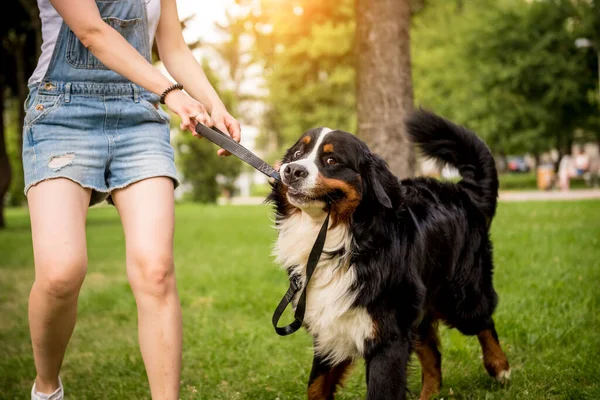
[29,0,161,85]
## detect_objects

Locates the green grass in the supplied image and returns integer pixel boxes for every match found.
[1,201,599,399]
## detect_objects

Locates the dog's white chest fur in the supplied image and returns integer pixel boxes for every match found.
[274,211,375,364]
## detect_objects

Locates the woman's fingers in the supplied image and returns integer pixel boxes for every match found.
[226,118,242,143]
[193,111,213,127]
[214,115,242,156]
[191,112,213,137]
[187,104,214,136]
[179,113,191,132]
[214,120,231,156]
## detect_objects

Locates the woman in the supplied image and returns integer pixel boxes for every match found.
[24,0,240,399]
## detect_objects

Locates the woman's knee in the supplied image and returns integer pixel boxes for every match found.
[128,251,175,298]
[35,255,87,300]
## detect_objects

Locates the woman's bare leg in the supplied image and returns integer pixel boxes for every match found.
[28,179,91,394]
[111,177,181,400]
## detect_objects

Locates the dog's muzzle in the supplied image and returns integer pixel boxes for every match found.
[282,163,308,186]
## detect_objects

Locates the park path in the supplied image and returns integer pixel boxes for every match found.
[222,189,600,205]
[499,189,600,202]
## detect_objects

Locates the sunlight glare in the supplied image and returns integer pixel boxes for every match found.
[293,6,304,16]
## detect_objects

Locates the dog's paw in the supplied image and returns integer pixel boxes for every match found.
[495,368,511,384]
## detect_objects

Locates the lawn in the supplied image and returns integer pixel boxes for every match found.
[1,201,599,399]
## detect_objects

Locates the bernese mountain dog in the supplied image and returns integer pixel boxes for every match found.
[267,110,510,400]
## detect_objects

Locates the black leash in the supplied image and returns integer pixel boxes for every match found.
[196,123,330,336]
[272,202,331,336]
[195,123,281,181]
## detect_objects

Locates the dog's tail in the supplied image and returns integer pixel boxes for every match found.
[406,109,499,219]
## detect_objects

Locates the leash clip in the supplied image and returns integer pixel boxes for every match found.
[289,275,301,292]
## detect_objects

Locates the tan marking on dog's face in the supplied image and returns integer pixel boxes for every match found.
[302,136,312,145]
[313,174,362,227]
[323,143,334,153]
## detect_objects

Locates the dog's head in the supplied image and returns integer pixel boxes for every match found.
[270,127,399,224]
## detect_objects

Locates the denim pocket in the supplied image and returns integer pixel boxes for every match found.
[24,94,62,126]
[24,91,34,112]
[66,17,145,69]
[139,99,170,125]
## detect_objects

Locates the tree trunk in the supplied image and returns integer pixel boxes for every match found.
[355,0,415,178]
[15,34,27,159]
[6,33,28,207]
[0,82,11,229]
[19,0,42,58]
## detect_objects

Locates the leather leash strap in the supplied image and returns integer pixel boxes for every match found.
[272,202,331,336]
[195,123,281,181]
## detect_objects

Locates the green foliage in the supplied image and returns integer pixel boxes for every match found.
[412,0,598,156]
[1,201,599,398]
[567,0,600,47]
[4,106,24,207]
[235,0,598,159]
[1,0,39,208]
[167,13,243,204]
[174,58,242,203]
[175,135,242,203]
[240,0,356,159]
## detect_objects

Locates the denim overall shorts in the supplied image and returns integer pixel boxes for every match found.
[22,0,179,205]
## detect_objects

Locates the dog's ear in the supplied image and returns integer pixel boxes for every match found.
[372,173,393,209]
[362,151,393,209]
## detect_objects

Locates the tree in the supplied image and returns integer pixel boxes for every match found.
[411,0,598,160]
[355,0,415,178]
[176,136,242,203]
[238,0,357,161]
[238,0,416,175]
[0,83,10,228]
[566,0,600,144]
[0,0,39,227]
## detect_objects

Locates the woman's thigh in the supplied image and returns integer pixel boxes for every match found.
[111,177,175,289]
[27,178,91,284]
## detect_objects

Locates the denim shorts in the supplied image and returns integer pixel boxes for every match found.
[22,82,179,205]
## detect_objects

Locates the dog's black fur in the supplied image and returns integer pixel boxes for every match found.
[269,110,509,400]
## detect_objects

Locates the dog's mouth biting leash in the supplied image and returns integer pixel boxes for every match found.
[195,123,330,336]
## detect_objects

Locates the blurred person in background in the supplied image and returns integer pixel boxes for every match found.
[574,148,590,176]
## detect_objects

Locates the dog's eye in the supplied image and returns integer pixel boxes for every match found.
[326,157,337,165]
[293,150,302,159]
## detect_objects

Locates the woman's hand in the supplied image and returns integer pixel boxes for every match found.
[210,107,242,157]
[163,90,213,133]
[164,90,241,156]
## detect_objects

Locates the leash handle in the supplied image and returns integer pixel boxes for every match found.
[194,123,281,181]
[272,203,331,336]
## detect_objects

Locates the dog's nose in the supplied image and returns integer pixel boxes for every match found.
[283,164,309,184]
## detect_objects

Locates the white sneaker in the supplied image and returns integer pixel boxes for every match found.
[31,377,64,400]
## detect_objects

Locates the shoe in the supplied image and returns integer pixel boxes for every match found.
[31,377,63,400]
